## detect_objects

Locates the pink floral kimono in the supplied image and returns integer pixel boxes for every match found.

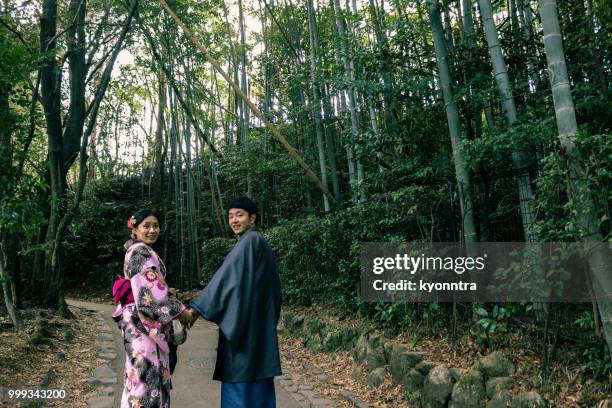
[113,239,185,408]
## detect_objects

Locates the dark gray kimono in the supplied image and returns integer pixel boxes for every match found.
[191,227,282,383]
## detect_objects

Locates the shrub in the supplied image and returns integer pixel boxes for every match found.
[199,237,236,284]
[199,193,443,307]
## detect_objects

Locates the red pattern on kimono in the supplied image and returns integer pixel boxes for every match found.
[113,239,185,408]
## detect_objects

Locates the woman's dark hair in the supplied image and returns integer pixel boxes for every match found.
[129,209,162,228]
[228,196,258,217]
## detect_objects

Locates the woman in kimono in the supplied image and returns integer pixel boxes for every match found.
[113,209,192,408]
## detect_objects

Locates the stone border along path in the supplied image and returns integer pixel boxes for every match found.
[86,312,118,408]
[66,300,123,408]
[67,299,339,408]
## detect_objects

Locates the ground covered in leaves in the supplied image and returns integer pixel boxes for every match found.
[0,307,101,407]
[65,286,115,306]
[279,304,611,408]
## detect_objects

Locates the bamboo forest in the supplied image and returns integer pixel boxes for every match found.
[0,0,610,406]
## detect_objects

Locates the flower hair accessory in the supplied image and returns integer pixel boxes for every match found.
[127,216,137,229]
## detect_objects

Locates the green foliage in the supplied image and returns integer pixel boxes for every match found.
[0,26,44,239]
[264,196,429,306]
[573,311,612,379]
[281,314,360,354]
[215,132,307,223]
[199,237,235,283]
[365,302,415,334]
[199,184,446,306]
[321,325,359,352]
[2,0,609,395]
[463,117,556,170]
[474,304,512,335]
[420,302,447,336]
[305,317,325,335]
[470,304,521,349]
[375,303,406,327]
[534,132,611,241]
[0,194,45,238]
[61,177,151,287]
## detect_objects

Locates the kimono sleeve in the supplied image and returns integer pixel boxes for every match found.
[125,244,185,325]
[191,234,259,348]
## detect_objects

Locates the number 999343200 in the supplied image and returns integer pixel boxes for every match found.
[1,388,67,402]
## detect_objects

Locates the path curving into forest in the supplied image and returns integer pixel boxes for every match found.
[67,299,304,408]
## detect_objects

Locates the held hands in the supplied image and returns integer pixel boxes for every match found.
[185,308,200,328]
[178,307,199,329]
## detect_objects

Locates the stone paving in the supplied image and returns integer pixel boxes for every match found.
[275,373,337,408]
[86,311,119,408]
[68,299,338,408]
[277,357,372,408]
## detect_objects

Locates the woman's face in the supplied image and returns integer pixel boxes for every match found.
[133,216,160,245]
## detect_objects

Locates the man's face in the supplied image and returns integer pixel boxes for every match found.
[228,208,256,236]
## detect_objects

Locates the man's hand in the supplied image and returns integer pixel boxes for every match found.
[178,308,194,328]
[191,308,200,326]
[178,308,199,329]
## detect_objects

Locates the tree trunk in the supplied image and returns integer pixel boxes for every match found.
[87,126,97,181]
[185,117,199,286]
[332,0,365,203]
[210,154,227,233]
[260,0,272,226]
[238,0,253,196]
[152,75,166,210]
[41,0,138,308]
[367,0,397,130]
[328,0,355,197]
[443,8,455,53]
[463,0,476,48]
[478,0,537,242]
[39,0,65,308]
[63,0,87,171]
[0,70,21,328]
[0,33,13,190]
[518,0,541,95]
[349,0,368,203]
[462,0,485,139]
[539,0,612,353]
[307,0,331,212]
[0,241,21,331]
[427,0,478,243]
[585,0,609,101]
[321,83,341,202]
[368,96,384,172]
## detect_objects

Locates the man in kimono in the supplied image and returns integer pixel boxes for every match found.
[186,197,282,407]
